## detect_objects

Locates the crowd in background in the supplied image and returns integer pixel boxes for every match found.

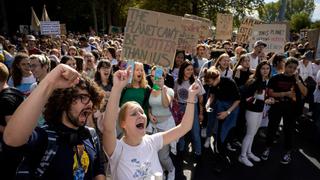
[0,32,320,180]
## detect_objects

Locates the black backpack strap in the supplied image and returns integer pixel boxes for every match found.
[16,125,59,179]
[34,125,59,178]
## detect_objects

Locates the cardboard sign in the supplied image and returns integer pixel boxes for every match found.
[316,34,320,60]
[215,13,233,40]
[184,14,212,39]
[306,29,320,49]
[122,8,181,68]
[177,18,202,53]
[236,17,262,44]
[40,21,60,35]
[249,23,288,53]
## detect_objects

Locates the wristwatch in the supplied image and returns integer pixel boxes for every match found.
[227,111,231,115]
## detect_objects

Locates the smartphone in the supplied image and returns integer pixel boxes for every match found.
[153,67,163,90]
[127,60,135,83]
[154,67,163,80]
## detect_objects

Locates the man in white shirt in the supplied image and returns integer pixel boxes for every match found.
[247,40,267,70]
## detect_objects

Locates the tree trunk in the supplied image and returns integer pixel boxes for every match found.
[92,0,98,33]
[192,0,198,15]
[278,0,286,22]
[0,0,9,34]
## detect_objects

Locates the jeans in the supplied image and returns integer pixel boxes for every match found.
[266,102,296,151]
[177,103,201,155]
[206,100,239,143]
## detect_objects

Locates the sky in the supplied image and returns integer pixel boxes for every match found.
[264,0,320,21]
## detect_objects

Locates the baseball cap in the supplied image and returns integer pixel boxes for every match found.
[254,40,267,48]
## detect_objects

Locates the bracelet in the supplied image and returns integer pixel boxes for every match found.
[296,80,302,84]
[186,101,196,104]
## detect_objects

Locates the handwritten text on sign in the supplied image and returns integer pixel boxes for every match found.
[40,21,61,35]
[215,13,233,40]
[177,18,202,54]
[236,17,262,44]
[122,8,181,68]
[249,24,288,53]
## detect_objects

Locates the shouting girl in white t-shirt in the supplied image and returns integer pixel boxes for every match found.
[102,67,200,180]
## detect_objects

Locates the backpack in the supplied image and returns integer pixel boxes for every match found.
[15,125,99,179]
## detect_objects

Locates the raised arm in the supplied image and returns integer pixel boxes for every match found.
[3,64,80,147]
[162,83,200,146]
[103,68,130,157]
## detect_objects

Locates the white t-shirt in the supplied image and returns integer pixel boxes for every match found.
[298,60,313,81]
[248,53,259,70]
[108,133,163,180]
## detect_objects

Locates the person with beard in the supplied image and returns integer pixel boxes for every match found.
[247,40,267,70]
[3,64,106,180]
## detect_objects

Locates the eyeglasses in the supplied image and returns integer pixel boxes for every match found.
[73,94,91,104]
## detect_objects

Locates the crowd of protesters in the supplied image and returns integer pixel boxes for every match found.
[0,31,320,180]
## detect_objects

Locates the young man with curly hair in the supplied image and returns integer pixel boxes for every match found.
[3,64,106,180]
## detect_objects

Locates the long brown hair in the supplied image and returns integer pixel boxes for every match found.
[11,53,29,87]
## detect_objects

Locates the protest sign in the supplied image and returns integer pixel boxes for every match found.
[306,29,320,49]
[249,23,288,53]
[177,18,202,53]
[215,13,233,40]
[60,24,67,35]
[236,17,262,44]
[40,21,60,35]
[316,34,320,60]
[184,14,212,39]
[122,8,181,68]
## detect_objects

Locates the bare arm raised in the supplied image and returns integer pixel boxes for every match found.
[161,83,200,146]
[3,64,80,147]
[103,68,130,157]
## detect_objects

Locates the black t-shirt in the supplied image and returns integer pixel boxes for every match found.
[3,125,105,180]
[234,70,253,87]
[0,87,24,127]
[267,73,304,103]
[210,77,241,102]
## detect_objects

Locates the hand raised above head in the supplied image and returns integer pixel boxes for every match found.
[45,64,80,90]
[113,66,132,89]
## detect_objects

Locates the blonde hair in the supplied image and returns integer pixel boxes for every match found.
[214,53,230,68]
[118,101,141,132]
[130,62,148,88]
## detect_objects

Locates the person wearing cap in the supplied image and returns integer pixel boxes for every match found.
[247,40,267,70]
[298,50,317,117]
[26,35,41,55]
